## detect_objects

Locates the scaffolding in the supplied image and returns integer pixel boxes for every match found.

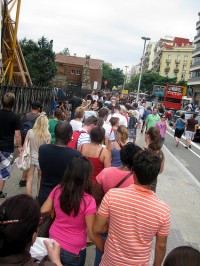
[0,0,32,86]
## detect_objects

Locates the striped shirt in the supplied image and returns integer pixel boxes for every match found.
[77,128,91,147]
[98,184,170,266]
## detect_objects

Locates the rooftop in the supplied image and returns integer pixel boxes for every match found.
[55,55,104,69]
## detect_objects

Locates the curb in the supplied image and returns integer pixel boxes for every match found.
[162,144,200,188]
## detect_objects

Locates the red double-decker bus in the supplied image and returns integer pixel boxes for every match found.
[163,84,183,110]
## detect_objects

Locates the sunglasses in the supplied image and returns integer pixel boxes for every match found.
[161,116,166,118]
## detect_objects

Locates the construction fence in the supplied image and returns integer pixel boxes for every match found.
[0,85,91,115]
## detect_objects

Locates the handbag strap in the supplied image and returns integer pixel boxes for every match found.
[114,172,132,188]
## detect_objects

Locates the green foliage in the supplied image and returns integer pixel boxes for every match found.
[177,80,187,86]
[59,47,70,56]
[128,71,177,92]
[20,36,57,85]
[102,63,124,89]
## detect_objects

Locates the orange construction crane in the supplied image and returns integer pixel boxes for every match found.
[1,0,32,86]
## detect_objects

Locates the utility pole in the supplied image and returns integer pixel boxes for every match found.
[136,37,150,103]
[123,65,129,90]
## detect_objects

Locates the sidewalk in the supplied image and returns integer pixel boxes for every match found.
[1,132,200,265]
[136,132,200,256]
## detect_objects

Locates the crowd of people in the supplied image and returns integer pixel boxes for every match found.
[0,91,199,266]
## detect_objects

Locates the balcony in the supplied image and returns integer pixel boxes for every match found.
[166,59,171,63]
[188,76,200,85]
[194,33,200,43]
[192,46,200,57]
[175,59,180,64]
[174,67,179,73]
[190,61,200,71]
[196,20,200,30]
[164,66,170,72]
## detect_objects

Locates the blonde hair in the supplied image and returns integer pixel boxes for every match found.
[117,125,129,143]
[74,106,85,119]
[129,110,136,117]
[32,115,50,146]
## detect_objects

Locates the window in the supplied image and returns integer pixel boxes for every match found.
[184,55,188,63]
[76,70,80,75]
[71,70,75,74]
[176,55,180,63]
[181,73,185,80]
[166,97,181,103]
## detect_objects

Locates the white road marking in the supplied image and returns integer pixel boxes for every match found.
[166,130,200,159]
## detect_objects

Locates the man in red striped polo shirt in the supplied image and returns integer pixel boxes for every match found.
[93,149,170,266]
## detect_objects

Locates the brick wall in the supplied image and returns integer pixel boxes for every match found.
[54,63,102,90]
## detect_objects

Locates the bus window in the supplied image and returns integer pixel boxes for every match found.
[165,97,181,103]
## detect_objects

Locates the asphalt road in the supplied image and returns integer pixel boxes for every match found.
[164,129,200,182]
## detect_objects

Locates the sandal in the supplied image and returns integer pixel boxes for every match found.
[0,192,7,198]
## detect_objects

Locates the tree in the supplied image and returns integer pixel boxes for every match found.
[20,36,57,85]
[128,71,177,93]
[102,63,124,90]
[177,80,187,86]
[59,47,70,56]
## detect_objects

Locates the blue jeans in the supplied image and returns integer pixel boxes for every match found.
[94,233,108,266]
[60,248,86,266]
[161,137,165,146]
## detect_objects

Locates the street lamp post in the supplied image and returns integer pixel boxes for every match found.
[136,37,151,103]
[123,65,129,90]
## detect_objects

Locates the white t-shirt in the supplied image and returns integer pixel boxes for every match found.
[70,120,82,132]
[103,122,115,141]
[83,110,97,121]
[92,95,99,101]
[134,110,141,120]
[138,106,145,118]
[106,113,128,127]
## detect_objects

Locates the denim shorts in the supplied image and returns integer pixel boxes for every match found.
[30,160,40,169]
[185,131,194,140]
[60,248,86,266]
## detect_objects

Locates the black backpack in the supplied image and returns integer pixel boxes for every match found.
[21,113,38,139]
[128,116,137,130]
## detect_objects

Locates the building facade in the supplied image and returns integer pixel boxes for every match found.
[188,11,200,105]
[53,55,103,90]
[151,37,193,82]
[143,42,156,73]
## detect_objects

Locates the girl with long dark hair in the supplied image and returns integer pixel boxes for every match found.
[145,126,165,192]
[41,157,104,266]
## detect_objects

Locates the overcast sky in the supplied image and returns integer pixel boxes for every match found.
[14,0,199,71]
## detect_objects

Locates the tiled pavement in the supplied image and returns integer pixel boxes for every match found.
[1,132,200,265]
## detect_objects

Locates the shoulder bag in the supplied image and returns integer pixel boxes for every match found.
[92,171,132,207]
[38,191,56,238]
[14,135,31,171]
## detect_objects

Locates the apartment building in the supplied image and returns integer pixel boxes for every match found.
[188,11,200,105]
[130,64,141,76]
[151,37,194,82]
[143,42,156,73]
